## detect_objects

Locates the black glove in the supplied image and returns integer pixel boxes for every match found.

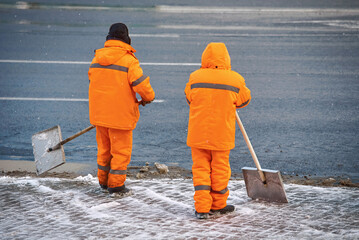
[139,99,153,106]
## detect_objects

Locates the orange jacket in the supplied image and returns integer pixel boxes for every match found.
[88,40,155,130]
[185,42,251,150]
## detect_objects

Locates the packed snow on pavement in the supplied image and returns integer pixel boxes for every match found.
[0,175,358,239]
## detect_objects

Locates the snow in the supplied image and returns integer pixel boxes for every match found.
[0,175,358,239]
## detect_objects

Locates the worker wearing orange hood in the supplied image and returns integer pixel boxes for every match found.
[88,23,155,196]
[185,42,251,219]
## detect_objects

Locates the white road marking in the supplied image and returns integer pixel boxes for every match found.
[158,24,359,31]
[0,60,89,64]
[131,34,180,38]
[288,20,359,29]
[0,97,164,103]
[5,3,359,14]
[141,62,200,66]
[1,2,154,11]
[0,59,200,66]
[195,33,356,37]
[157,6,359,14]
[0,97,87,102]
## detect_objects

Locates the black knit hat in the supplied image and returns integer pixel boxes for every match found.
[106,23,131,45]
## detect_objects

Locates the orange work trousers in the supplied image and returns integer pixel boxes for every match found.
[191,147,231,213]
[96,126,132,192]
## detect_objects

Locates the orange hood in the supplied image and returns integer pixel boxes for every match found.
[201,42,231,70]
[94,40,136,66]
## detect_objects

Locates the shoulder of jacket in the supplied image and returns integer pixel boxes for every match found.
[115,52,139,67]
[190,69,203,77]
[230,70,244,80]
[125,50,138,60]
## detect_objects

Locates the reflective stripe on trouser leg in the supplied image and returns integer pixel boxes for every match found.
[210,149,231,210]
[108,169,127,192]
[96,126,112,186]
[192,147,213,213]
[107,128,133,191]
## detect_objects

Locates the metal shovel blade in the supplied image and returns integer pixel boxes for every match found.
[242,167,288,203]
[32,125,65,175]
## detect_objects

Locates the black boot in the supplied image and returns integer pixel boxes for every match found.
[195,211,209,219]
[99,184,108,193]
[210,205,235,215]
[108,185,132,198]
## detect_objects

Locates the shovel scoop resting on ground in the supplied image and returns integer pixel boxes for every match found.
[32,125,95,175]
[236,112,288,203]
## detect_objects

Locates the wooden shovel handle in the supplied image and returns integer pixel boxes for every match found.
[48,125,95,152]
[60,125,95,145]
[235,111,266,183]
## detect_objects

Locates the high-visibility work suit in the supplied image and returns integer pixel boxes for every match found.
[88,40,155,192]
[185,42,251,213]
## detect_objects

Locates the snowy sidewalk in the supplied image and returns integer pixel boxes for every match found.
[1,175,358,239]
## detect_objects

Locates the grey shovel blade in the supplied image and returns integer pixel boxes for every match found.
[32,125,65,175]
[242,167,288,203]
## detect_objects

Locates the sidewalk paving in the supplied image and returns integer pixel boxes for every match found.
[1,171,358,239]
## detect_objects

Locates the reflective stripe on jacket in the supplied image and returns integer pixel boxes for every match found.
[185,42,251,150]
[88,40,155,130]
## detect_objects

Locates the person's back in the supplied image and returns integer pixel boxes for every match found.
[185,42,250,150]
[89,36,154,130]
[88,23,155,196]
[185,42,251,219]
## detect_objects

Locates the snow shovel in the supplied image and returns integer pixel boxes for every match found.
[32,125,95,175]
[236,111,288,203]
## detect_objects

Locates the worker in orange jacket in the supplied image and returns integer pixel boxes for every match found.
[185,42,251,219]
[88,23,155,196]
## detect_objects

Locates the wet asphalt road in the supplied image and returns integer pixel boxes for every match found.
[0,1,358,181]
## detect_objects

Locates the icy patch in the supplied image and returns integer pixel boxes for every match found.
[0,176,358,239]
[75,174,97,183]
